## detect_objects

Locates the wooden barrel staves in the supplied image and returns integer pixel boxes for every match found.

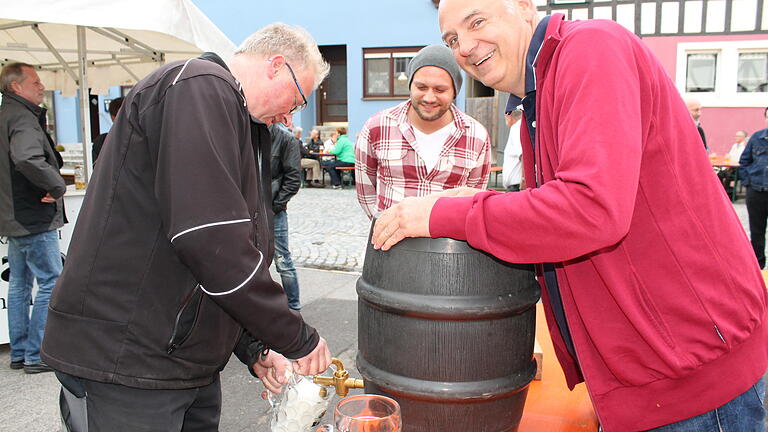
[357,235,540,432]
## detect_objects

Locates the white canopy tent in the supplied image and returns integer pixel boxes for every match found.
[0,0,237,180]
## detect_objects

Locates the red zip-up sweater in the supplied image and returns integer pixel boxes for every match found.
[430,15,768,431]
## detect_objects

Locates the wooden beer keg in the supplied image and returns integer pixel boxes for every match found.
[357,235,540,432]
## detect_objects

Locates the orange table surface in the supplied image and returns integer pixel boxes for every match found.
[518,304,598,431]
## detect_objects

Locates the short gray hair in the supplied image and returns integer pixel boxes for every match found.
[236,23,330,89]
[0,62,33,94]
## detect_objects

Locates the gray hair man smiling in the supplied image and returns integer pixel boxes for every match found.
[371,1,768,430]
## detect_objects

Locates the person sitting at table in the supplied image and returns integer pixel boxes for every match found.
[307,128,323,153]
[321,126,355,189]
[321,130,338,160]
[717,130,749,196]
[727,130,748,162]
[296,128,322,187]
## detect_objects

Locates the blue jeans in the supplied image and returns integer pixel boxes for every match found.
[647,377,765,431]
[7,230,62,364]
[273,211,300,310]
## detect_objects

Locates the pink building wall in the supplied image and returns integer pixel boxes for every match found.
[701,107,766,155]
[642,34,767,155]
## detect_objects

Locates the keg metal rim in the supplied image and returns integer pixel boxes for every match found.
[356,354,537,402]
[357,278,539,320]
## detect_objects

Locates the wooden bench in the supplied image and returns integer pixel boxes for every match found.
[336,166,355,189]
[489,165,503,189]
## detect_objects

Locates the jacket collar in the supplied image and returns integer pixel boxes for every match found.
[384,99,470,163]
[534,13,567,78]
[505,15,557,113]
[198,51,249,111]
[758,128,768,141]
[198,51,230,72]
[504,14,565,113]
[1,91,45,117]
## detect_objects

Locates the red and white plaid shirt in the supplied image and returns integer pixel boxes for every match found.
[355,100,491,219]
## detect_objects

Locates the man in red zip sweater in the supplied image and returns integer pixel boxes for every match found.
[371,0,768,430]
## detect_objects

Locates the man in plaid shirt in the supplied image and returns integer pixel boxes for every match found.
[355,45,491,219]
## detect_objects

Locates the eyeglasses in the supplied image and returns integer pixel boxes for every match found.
[285,62,308,115]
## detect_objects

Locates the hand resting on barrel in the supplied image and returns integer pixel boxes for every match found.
[372,188,486,251]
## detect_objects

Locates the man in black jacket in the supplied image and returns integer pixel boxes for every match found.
[41,23,332,431]
[90,97,123,164]
[269,123,302,310]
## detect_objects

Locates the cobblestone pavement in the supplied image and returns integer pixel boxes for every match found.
[285,186,754,273]
[285,187,370,272]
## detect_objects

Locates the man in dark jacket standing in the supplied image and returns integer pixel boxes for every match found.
[739,107,768,269]
[41,23,332,431]
[269,123,302,310]
[0,62,65,375]
[90,96,123,164]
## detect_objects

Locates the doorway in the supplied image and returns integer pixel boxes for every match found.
[317,45,347,124]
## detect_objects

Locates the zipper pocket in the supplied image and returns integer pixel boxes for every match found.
[167,284,204,354]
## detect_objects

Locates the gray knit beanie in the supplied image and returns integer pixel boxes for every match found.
[407,44,463,95]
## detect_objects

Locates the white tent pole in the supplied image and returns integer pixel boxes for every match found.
[104,28,163,60]
[88,27,160,60]
[113,55,140,81]
[31,24,79,84]
[77,25,93,182]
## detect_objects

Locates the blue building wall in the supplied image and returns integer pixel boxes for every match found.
[53,87,124,144]
[192,0,466,136]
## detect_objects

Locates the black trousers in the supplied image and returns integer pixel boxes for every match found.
[322,160,355,186]
[746,186,768,268]
[58,372,221,432]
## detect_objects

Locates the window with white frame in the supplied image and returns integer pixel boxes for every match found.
[686,53,718,92]
[363,47,423,98]
[677,40,768,108]
[738,52,768,93]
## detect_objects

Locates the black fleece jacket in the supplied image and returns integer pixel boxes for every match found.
[42,53,318,389]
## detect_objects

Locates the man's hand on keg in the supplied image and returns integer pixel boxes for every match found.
[293,337,332,376]
[372,188,486,251]
[372,195,437,251]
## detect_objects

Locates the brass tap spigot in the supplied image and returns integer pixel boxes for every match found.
[313,357,365,397]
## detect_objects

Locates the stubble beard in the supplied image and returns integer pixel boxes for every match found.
[413,101,450,122]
